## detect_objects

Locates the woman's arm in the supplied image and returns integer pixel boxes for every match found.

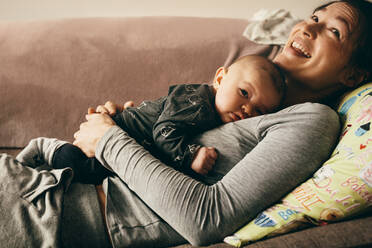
[75,103,340,245]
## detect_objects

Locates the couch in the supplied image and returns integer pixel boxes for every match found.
[0,17,371,248]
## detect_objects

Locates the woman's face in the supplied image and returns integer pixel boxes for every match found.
[274,2,361,90]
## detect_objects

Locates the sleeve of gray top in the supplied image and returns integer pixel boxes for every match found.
[95,103,340,246]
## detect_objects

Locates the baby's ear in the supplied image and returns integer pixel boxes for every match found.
[213,67,227,90]
[340,66,368,88]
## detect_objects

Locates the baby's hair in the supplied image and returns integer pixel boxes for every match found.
[232,55,287,109]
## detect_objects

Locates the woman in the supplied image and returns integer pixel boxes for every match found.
[72,0,371,246]
[1,0,372,247]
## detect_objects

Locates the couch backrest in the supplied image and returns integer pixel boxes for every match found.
[0,17,279,147]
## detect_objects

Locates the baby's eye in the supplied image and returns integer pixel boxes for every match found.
[240,89,249,98]
[311,15,319,22]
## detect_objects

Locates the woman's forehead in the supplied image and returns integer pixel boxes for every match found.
[316,2,362,44]
[316,2,359,29]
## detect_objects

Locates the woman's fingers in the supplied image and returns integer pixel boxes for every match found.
[87,107,96,114]
[73,113,115,157]
[104,101,118,115]
[93,100,134,117]
[105,100,127,115]
[96,105,109,114]
[73,130,79,139]
[85,113,116,125]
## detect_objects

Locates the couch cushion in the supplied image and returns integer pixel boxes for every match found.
[0,17,279,147]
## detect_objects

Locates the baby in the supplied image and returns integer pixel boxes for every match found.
[19,55,286,184]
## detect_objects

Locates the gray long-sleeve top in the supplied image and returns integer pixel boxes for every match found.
[96,102,340,247]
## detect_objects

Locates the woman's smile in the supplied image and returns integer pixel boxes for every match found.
[291,41,311,58]
[274,2,362,91]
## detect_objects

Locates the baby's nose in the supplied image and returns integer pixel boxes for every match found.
[241,105,251,118]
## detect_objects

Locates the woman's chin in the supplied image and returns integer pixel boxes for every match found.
[275,49,310,71]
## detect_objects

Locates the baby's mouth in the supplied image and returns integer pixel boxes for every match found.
[229,112,241,121]
[291,41,311,58]
[230,112,247,122]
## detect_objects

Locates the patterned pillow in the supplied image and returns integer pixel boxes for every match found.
[224,83,372,247]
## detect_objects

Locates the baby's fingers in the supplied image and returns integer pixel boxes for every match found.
[198,168,210,175]
[206,147,218,159]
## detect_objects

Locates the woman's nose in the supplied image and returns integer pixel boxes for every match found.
[301,22,321,40]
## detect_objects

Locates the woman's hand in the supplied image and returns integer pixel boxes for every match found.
[73,113,116,157]
[89,100,135,116]
[75,100,135,157]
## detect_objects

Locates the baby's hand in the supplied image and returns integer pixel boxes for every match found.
[191,147,218,175]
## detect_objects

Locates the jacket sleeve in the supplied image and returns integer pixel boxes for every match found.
[152,84,218,169]
[95,103,340,246]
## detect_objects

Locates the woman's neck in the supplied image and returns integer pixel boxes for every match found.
[282,76,347,108]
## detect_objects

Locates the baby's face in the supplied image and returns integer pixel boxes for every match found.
[214,57,282,123]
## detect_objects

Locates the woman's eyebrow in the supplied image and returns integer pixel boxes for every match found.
[335,16,351,35]
[316,8,351,36]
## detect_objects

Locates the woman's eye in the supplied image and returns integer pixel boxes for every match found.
[240,89,249,98]
[330,28,341,39]
[311,15,319,22]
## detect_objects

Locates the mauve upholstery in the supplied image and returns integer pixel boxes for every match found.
[1,17,370,248]
[0,17,278,147]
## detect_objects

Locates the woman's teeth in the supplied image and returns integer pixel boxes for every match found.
[291,41,311,58]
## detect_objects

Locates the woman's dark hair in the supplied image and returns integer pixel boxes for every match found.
[314,0,372,84]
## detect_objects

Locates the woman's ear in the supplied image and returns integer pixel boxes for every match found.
[213,67,227,90]
[340,67,368,88]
